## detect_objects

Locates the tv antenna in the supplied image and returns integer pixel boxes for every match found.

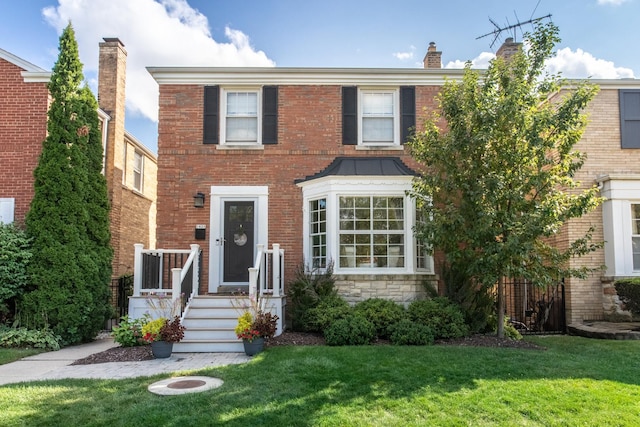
[476,13,552,49]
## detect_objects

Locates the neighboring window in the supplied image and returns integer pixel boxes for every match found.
[620,89,640,149]
[632,204,640,270]
[339,196,404,268]
[360,90,398,145]
[133,151,143,192]
[223,90,259,144]
[310,198,327,268]
[0,198,15,224]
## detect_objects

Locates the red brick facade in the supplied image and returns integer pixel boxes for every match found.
[0,54,49,225]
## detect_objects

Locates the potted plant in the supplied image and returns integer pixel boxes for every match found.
[234,306,279,356]
[142,316,186,358]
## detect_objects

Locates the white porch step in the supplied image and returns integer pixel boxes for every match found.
[173,339,244,353]
[176,295,245,353]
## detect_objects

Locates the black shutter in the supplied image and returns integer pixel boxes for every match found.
[400,86,416,144]
[620,89,640,149]
[203,86,219,144]
[342,86,357,145]
[262,86,278,144]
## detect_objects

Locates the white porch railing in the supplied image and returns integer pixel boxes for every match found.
[132,243,200,314]
[249,243,285,298]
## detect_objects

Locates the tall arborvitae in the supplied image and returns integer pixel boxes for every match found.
[22,24,112,344]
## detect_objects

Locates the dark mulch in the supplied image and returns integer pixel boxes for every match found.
[73,331,543,365]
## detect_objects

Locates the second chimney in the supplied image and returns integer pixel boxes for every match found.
[496,37,522,61]
[423,42,442,69]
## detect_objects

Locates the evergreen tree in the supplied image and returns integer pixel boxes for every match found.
[22,24,112,344]
[409,23,602,338]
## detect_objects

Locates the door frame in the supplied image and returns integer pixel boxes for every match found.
[209,186,268,293]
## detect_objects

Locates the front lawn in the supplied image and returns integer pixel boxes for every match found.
[1,336,639,426]
[0,348,43,365]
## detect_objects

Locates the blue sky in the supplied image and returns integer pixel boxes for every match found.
[1,0,638,154]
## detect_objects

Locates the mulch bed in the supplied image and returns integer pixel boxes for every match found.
[72,331,543,365]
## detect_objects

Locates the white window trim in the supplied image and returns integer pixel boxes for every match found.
[299,176,433,274]
[220,87,262,146]
[0,198,15,224]
[133,151,144,193]
[358,88,400,147]
[599,175,640,276]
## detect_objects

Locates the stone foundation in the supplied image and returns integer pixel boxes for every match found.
[333,274,437,306]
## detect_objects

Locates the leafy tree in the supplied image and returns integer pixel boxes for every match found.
[408,23,602,338]
[21,24,112,344]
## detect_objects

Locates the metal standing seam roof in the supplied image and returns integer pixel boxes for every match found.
[295,157,417,184]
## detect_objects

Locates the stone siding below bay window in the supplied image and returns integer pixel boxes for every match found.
[333,274,437,306]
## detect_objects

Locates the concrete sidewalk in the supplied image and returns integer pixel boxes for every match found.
[0,338,250,386]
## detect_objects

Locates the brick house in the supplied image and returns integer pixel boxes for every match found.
[0,39,157,284]
[141,40,640,350]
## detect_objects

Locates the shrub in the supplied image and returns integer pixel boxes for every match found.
[408,297,469,339]
[440,262,495,334]
[0,223,32,320]
[111,315,147,347]
[504,318,523,341]
[0,326,61,351]
[288,263,337,331]
[615,279,640,315]
[389,319,434,345]
[354,298,406,339]
[302,295,352,332]
[324,315,376,346]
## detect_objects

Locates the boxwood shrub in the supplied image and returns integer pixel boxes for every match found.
[408,297,469,339]
[324,315,376,346]
[615,278,640,315]
[389,319,434,345]
[354,298,406,339]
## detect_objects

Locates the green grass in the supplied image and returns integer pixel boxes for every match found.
[1,336,639,426]
[0,348,43,365]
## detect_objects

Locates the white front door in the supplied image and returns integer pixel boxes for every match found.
[209,186,268,293]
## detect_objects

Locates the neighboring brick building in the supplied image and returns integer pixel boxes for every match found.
[148,40,640,325]
[0,40,157,282]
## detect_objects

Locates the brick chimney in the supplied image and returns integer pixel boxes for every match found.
[496,37,522,61]
[98,37,127,278]
[423,42,442,69]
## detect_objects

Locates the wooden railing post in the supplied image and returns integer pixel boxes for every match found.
[190,244,200,297]
[171,267,181,316]
[249,267,258,298]
[272,244,281,297]
[133,243,144,297]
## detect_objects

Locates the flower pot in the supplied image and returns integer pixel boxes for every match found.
[242,337,264,356]
[151,340,173,358]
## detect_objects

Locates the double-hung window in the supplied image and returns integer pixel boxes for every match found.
[339,196,404,268]
[359,90,399,146]
[222,90,260,145]
[133,151,143,192]
[310,198,327,268]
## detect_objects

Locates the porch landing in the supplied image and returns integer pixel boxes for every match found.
[568,321,640,340]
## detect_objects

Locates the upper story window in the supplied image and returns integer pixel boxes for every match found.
[223,90,260,144]
[133,151,144,192]
[360,90,398,145]
[620,90,640,149]
[342,86,415,147]
[203,86,278,146]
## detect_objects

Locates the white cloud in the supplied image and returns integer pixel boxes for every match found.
[445,47,635,79]
[42,0,274,123]
[445,51,495,69]
[597,0,629,5]
[393,45,416,61]
[546,47,635,79]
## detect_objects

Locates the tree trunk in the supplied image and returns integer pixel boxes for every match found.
[497,276,505,338]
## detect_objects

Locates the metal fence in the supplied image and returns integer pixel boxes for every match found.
[105,275,133,331]
[504,278,566,334]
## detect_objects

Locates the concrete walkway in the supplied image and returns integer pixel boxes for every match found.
[0,338,250,386]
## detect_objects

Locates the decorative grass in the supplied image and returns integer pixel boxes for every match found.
[1,336,639,426]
